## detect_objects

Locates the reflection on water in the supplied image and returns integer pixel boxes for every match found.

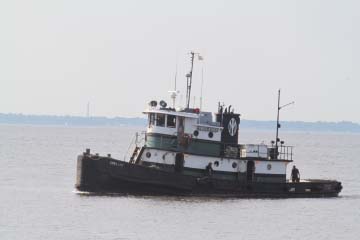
[0,125,359,240]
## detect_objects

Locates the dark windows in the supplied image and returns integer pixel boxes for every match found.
[150,113,177,128]
[156,114,165,127]
[167,115,176,128]
[149,113,155,127]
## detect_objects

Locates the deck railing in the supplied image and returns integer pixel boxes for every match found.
[277,145,293,161]
[238,144,293,161]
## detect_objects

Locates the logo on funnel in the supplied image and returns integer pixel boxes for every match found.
[228,118,237,136]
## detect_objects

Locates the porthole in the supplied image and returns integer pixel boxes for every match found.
[193,130,199,137]
[146,152,151,158]
[232,162,237,168]
[267,164,272,170]
[214,161,219,167]
[208,132,214,138]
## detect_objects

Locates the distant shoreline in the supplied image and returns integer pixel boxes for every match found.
[1,113,359,133]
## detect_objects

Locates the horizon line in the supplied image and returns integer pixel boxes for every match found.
[1,112,359,125]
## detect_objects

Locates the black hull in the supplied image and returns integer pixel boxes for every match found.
[75,154,342,198]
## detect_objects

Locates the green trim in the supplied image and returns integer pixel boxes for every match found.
[145,134,178,150]
[146,133,221,157]
[145,133,292,162]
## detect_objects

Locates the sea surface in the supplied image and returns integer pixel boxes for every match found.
[0,125,359,240]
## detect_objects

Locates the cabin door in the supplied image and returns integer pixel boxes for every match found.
[177,117,185,135]
[246,160,255,182]
[177,117,185,147]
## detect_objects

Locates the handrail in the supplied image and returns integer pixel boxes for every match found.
[123,132,146,162]
[277,145,294,161]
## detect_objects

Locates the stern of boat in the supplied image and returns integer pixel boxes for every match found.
[75,149,109,192]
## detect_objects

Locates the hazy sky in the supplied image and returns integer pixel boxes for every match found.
[1,0,359,122]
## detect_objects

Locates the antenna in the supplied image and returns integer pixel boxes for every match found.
[179,94,183,107]
[86,102,90,118]
[200,64,204,110]
[174,56,178,91]
[168,56,180,108]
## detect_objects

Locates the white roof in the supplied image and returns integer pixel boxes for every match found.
[143,108,199,118]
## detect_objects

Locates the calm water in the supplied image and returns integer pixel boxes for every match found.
[0,125,359,240]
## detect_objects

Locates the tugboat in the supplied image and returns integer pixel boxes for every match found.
[75,52,342,197]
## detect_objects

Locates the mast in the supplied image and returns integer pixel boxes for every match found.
[186,52,195,109]
[185,51,203,109]
[275,89,295,158]
[275,89,281,151]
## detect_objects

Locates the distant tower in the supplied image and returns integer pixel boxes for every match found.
[86,102,90,118]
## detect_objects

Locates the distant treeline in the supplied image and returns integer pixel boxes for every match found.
[0,113,145,126]
[1,113,360,132]
[240,120,360,133]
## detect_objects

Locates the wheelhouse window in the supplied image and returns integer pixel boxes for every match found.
[149,113,155,127]
[156,113,165,127]
[167,115,176,128]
